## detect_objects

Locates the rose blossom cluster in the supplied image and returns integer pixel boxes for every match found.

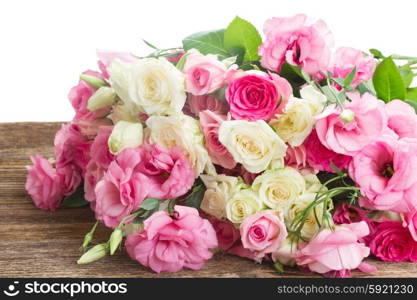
[25,13,417,276]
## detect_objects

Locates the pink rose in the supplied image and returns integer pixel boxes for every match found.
[208,216,240,251]
[90,126,114,169]
[199,110,237,169]
[285,144,308,170]
[96,50,134,79]
[56,164,82,196]
[184,94,228,117]
[385,100,417,139]
[315,92,386,156]
[349,136,417,213]
[25,155,63,211]
[54,123,92,176]
[94,149,149,228]
[183,51,227,95]
[240,210,287,259]
[259,14,334,78]
[370,221,417,262]
[226,72,292,121]
[304,130,351,172]
[84,160,106,206]
[135,144,194,200]
[295,222,371,275]
[403,210,417,242]
[125,205,218,273]
[331,47,376,87]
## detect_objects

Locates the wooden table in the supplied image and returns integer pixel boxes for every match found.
[0,122,416,278]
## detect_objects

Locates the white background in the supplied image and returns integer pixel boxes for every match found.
[1,0,416,122]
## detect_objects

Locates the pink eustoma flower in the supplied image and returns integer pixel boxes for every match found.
[315,92,386,156]
[331,47,376,87]
[259,14,334,78]
[349,136,417,213]
[125,205,217,273]
[25,155,63,211]
[295,222,371,276]
[135,143,194,200]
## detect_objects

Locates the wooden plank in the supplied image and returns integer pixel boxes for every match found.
[0,122,416,277]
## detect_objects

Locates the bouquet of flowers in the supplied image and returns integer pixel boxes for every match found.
[25,14,417,277]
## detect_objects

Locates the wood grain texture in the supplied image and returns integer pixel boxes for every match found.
[0,122,416,278]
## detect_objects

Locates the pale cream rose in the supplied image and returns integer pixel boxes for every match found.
[128,57,186,115]
[271,237,297,266]
[218,120,287,173]
[252,167,305,214]
[108,121,143,154]
[303,173,325,193]
[299,85,327,115]
[269,97,314,147]
[226,188,262,224]
[200,174,240,220]
[146,113,215,177]
[285,193,333,240]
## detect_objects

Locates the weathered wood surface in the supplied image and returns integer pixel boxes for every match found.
[0,122,416,278]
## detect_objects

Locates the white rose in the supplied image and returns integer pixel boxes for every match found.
[303,173,325,193]
[271,237,297,266]
[285,193,333,240]
[269,97,314,147]
[128,57,186,115]
[218,120,287,173]
[108,121,143,154]
[252,167,306,213]
[225,188,262,224]
[200,174,240,220]
[146,113,215,177]
[299,85,326,115]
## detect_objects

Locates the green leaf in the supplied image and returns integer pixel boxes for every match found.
[224,16,262,62]
[273,262,285,273]
[142,39,158,50]
[405,100,417,113]
[407,87,417,101]
[369,48,385,59]
[343,66,357,88]
[372,57,406,102]
[357,82,373,95]
[140,198,160,211]
[399,65,414,88]
[61,187,89,208]
[182,29,229,60]
[185,184,206,209]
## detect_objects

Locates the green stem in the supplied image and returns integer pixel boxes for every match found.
[392,54,417,60]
